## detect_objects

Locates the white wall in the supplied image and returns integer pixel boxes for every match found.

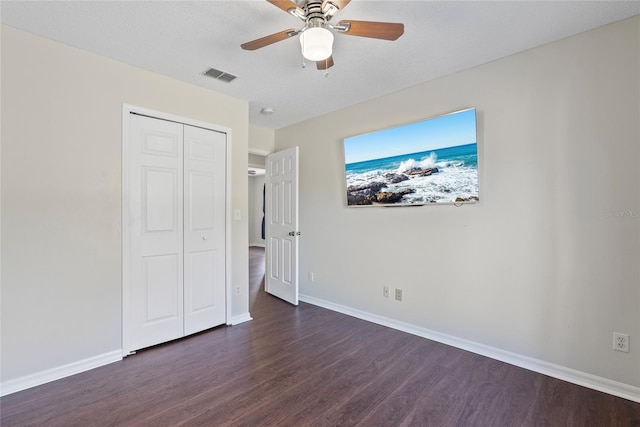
[248,175,266,247]
[249,125,275,155]
[0,26,250,385]
[275,17,639,389]
[248,153,266,168]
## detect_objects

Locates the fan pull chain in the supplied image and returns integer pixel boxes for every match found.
[324,57,329,77]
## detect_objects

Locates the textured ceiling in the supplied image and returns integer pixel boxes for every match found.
[2,1,639,129]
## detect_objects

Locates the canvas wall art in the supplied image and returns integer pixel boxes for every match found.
[343,108,479,206]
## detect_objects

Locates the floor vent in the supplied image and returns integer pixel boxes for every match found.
[203,67,237,83]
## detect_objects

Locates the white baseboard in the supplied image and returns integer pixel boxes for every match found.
[299,294,640,403]
[230,312,253,325]
[0,350,122,397]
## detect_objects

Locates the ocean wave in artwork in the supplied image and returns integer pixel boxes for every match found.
[345,144,479,206]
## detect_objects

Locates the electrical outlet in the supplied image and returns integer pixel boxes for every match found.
[613,332,629,353]
[235,286,241,295]
[383,286,389,298]
[395,288,403,301]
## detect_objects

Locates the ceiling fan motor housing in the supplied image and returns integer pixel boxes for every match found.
[304,0,327,27]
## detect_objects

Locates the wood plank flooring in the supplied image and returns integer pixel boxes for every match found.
[2,246,639,426]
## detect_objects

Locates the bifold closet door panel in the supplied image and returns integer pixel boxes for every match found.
[128,114,185,351]
[183,124,227,335]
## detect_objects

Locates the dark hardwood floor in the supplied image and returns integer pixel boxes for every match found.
[2,246,639,426]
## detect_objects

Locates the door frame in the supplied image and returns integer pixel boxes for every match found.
[121,103,233,356]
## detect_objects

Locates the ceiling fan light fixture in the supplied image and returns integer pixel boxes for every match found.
[300,27,333,61]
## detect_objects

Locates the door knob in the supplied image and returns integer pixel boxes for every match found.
[202,236,207,241]
[288,231,301,236]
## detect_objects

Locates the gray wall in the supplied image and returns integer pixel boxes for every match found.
[275,17,639,388]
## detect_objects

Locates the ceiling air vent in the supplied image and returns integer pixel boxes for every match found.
[203,67,237,83]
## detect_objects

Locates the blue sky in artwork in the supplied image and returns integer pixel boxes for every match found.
[344,108,477,164]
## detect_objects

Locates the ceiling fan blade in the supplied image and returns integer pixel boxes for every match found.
[337,20,404,41]
[241,29,297,51]
[267,0,303,15]
[316,55,335,70]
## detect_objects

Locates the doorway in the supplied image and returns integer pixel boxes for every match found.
[248,154,266,249]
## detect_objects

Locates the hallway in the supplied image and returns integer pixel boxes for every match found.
[248,246,266,312]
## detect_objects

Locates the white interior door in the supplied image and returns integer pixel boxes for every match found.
[183,124,226,334]
[265,146,299,305]
[128,114,185,350]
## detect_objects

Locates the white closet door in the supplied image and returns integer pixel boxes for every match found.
[128,114,185,351]
[183,125,227,334]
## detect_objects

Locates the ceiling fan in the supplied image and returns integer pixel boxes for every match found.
[241,0,404,70]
